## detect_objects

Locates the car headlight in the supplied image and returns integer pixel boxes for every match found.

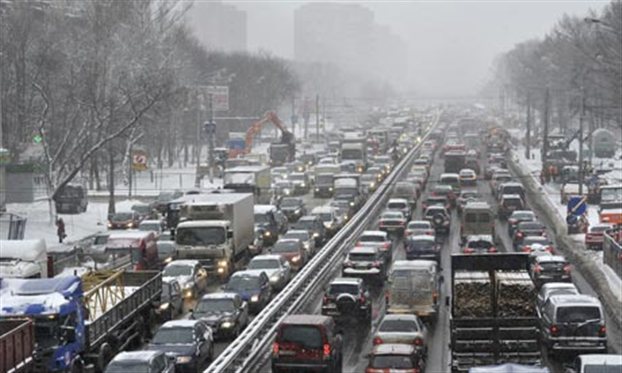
[300,183,306,187]
[250,294,260,302]
[370,182,375,188]
[218,259,228,268]
[176,356,192,364]
[107,223,112,228]
[285,190,291,195]
[159,302,170,310]
[292,255,301,263]
[264,231,271,237]
[221,320,233,329]
[126,222,134,228]
[313,232,320,238]
[349,201,355,207]
[329,187,333,191]
[270,274,281,283]
[304,242,310,250]
[315,188,320,192]
[163,256,173,264]
[182,281,193,289]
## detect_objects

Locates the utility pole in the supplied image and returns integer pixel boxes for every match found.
[578,91,585,196]
[128,143,133,198]
[290,96,297,136]
[525,92,531,160]
[206,93,215,184]
[303,97,309,140]
[542,88,550,165]
[315,94,320,140]
[0,49,5,212]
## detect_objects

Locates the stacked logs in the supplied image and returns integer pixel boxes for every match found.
[454,271,493,318]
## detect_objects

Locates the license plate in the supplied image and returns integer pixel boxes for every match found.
[279,350,296,356]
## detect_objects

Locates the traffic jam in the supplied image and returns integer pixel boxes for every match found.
[1,107,621,373]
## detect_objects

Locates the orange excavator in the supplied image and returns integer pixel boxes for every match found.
[244,111,295,166]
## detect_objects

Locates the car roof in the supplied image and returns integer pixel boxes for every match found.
[381,313,418,322]
[284,230,310,236]
[464,201,491,209]
[254,205,277,213]
[281,314,332,326]
[548,294,601,306]
[165,260,199,267]
[200,292,238,300]
[501,194,522,199]
[535,255,567,263]
[231,270,265,278]
[388,198,409,203]
[467,234,494,241]
[371,343,416,355]
[311,206,335,213]
[392,259,436,270]
[111,350,162,362]
[161,320,200,328]
[362,230,387,236]
[330,277,362,285]
[349,246,378,254]
[251,254,284,261]
[541,282,577,292]
[276,238,302,245]
[409,235,435,241]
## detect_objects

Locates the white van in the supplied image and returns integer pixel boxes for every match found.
[386,260,442,321]
[0,239,48,278]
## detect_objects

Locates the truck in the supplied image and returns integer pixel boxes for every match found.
[0,319,34,373]
[0,239,47,278]
[450,253,541,372]
[333,174,364,211]
[367,128,389,155]
[313,164,341,198]
[269,143,291,167]
[223,165,271,204]
[340,133,368,173]
[227,132,246,159]
[0,270,162,372]
[175,193,254,280]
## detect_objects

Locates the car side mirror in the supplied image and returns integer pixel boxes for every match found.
[227,230,233,239]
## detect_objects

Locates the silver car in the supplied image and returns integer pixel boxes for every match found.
[283,229,317,257]
[372,314,429,357]
[247,254,292,291]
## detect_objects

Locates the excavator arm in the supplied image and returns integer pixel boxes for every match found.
[244,111,293,155]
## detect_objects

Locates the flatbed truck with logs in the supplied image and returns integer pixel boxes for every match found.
[449,253,542,372]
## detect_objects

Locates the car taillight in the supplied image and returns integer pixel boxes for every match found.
[508,218,517,224]
[489,247,497,253]
[379,221,385,227]
[516,231,524,238]
[522,246,531,253]
[371,261,382,268]
[546,246,554,253]
[414,337,424,346]
[323,295,329,304]
[360,295,367,304]
[344,260,353,268]
[373,337,383,345]
[405,230,412,236]
[599,325,607,337]
[534,265,542,274]
[563,264,571,273]
[433,292,438,303]
[464,247,474,254]
[550,324,559,336]
[272,342,279,355]
[323,343,331,358]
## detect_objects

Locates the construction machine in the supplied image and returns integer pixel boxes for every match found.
[244,111,295,166]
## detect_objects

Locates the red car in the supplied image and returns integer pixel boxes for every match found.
[585,223,613,250]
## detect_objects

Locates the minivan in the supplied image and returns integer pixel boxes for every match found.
[386,260,442,321]
[461,201,494,242]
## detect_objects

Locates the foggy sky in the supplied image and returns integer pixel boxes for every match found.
[194,1,603,97]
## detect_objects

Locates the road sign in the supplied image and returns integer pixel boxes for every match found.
[197,85,229,111]
[132,149,148,171]
[567,196,587,216]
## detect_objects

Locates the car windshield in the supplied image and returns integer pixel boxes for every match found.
[254,214,271,223]
[557,306,601,323]
[520,222,545,230]
[388,202,407,209]
[111,213,133,222]
[317,213,333,222]
[93,235,109,245]
[227,275,261,291]
[584,365,622,373]
[409,239,435,249]
[379,319,419,332]
[461,192,479,199]
[349,252,376,262]
[105,361,151,373]
[408,222,429,229]
[293,220,314,230]
[248,258,280,270]
[163,265,193,277]
[382,212,403,220]
[272,241,299,253]
[284,232,309,241]
[280,198,301,207]
[139,223,159,231]
[152,327,194,344]
[370,355,415,369]
[523,237,551,245]
[512,211,534,220]
[328,283,359,295]
[468,240,493,249]
[280,325,323,349]
[196,298,235,313]
[132,205,150,214]
[360,234,385,242]
[176,226,226,245]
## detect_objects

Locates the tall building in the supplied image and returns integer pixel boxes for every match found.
[189,1,247,52]
[294,3,406,88]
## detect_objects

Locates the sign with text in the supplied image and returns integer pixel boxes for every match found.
[132,149,148,171]
[197,85,229,112]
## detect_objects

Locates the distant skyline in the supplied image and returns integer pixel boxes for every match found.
[189,0,604,97]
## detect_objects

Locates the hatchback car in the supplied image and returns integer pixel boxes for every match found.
[342,246,386,285]
[270,238,308,271]
[162,260,208,299]
[405,234,440,262]
[463,235,497,254]
[459,168,477,187]
[191,293,249,339]
[378,211,407,236]
[107,211,141,230]
[223,270,272,314]
[271,315,343,373]
[279,197,307,222]
[247,254,292,291]
[372,314,428,357]
[536,282,580,312]
[147,320,214,373]
[105,351,174,373]
[530,255,572,287]
[498,194,525,219]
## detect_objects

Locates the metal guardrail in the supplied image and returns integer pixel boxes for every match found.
[603,229,622,279]
[205,111,441,373]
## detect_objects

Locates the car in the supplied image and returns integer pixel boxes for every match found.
[460,201,494,240]
[439,173,461,193]
[311,205,343,237]
[247,254,292,291]
[83,232,110,262]
[292,215,327,246]
[463,234,497,254]
[270,238,308,272]
[457,189,481,214]
[498,194,525,219]
[330,199,355,222]
[405,220,434,237]
[538,294,607,355]
[421,194,451,212]
[156,241,176,266]
[372,314,428,355]
[191,293,249,340]
[430,184,456,206]
[131,202,155,221]
[386,198,412,221]
[530,255,572,287]
[147,320,214,373]
[289,172,311,195]
[365,343,426,373]
[274,209,289,235]
[138,219,166,235]
[585,223,613,250]
[378,211,407,236]
[497,181,525,201]
[536,282,580,312]
[274,179,295,199]
[513,221,547,249]
[105,351,174,373]
[423,205,451,235]
[271,314,343,373]
[342,246,386,285]
[249,227,266,257]
[321,277,372,325]
[517,235,555,254]
[283,229,317,258]
[254,205,281,246]
[508,210,537,237]
[392,182,419,206]
[357,230,393,263]
[222,270,272,314]
[405,234,440,261]
[107,211,141,230]
[153,190,184,213]
[157,279,183,322]
[361,173,379,193]
[279,197,307,222]
[490,171,513,194]
[161,260,208,299]
[569,354,622,373]
[271,167,288,181]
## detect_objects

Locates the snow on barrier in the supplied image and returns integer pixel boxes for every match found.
[603,230,622,279]
[508,150,622,336]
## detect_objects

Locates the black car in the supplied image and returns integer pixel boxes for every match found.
[292,215,326,246]
[192,293,250,340]
[507,210,536,237]
[513,221,547,249]
[423,206,451,235]
[147,320,214,373]
[321,277,372,325]
[279,197,307,222]
[405,235,440,262]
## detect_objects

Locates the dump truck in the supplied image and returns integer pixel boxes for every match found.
[0,270,161,372]
[450,253,541,372]
[176,193,254,280]
[0,319,34,373]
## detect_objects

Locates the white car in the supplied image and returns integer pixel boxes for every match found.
[247,254,292,291]
[405,220,434,237]
[162,260,208,299]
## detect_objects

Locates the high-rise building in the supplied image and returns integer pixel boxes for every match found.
[189,1,247,52]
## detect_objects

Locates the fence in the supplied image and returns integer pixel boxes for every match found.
[603,229,622,279]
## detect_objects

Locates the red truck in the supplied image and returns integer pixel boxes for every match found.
[0,319,34,373]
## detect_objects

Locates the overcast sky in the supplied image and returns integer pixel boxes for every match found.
[198,1,605,97]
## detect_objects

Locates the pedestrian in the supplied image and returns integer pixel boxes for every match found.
[56,217,66,243]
